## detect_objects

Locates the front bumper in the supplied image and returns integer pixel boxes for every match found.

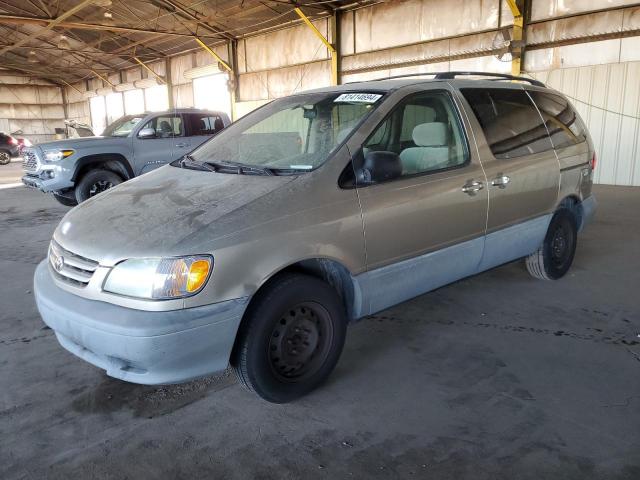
[34,261,249,384]
[22,173,73,193]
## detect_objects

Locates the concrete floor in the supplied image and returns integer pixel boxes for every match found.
[1,185,639,479]
[0,160,23,187]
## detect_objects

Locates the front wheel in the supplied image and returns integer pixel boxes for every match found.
[526,209,578,280]
[231,273,347,403]
[74,169,122,203]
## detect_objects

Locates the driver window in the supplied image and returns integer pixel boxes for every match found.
[141,114,184,138]
[363,91,469,177]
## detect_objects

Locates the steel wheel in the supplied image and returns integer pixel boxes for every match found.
[0,151,10,165]
[268,302,334,383]
[525,208,577,280]
[231,273,347,403]
[88,180,115,197]
[549,221,574,270]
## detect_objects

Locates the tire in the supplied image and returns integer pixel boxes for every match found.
[526,208,578,280]
[231,273,347,403]
[53,192,78,207]
[0,151,10,165]
[74,169,122,203]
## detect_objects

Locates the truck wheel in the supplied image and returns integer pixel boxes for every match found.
[53,193,78,207]
[0,151,10,165]
[74,169,122,203]
[526,209,578,280]
[231,273,347,403]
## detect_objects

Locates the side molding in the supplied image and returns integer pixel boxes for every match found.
[351,214,553,319]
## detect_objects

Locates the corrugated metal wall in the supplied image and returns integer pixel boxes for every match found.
[531,63,640,186]
[0,75,65,143]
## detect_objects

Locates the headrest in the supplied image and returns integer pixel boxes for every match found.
[412,122,447,147]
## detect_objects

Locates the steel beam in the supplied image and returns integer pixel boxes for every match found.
[155,0,234,41]
[91,70,115,88]
[0,14,221,39]
[505,0,524,75]
[0,0,95,57]
[193,36,232,72]
[294,7,338,85]
[133,57,166,84]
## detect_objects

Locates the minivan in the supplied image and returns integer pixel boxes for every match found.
[34,72,596,403]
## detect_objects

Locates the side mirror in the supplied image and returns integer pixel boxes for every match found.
[137,127,156,139]
[356,150,402,184]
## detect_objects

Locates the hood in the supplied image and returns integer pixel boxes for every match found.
[36,136,125,149]
[53,165,297,265]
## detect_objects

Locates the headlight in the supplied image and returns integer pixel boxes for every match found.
[43,149,74,162]
[103,255,213,300]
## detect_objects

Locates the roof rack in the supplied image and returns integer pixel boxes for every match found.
[433,71,545,87]
[362,71,545,87]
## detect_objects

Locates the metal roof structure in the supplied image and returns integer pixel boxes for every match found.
[0,0,373,84]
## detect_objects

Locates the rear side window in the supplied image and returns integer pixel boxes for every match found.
[185,113,225,136]
[461,88,553,159]
[528,91,587,149]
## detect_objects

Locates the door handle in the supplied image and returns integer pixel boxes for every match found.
[461,180,484,196]
[175,142,188,148]
[491,174,511,188]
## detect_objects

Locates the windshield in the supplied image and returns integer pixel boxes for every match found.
[189,91,383,171]
[102,115,144,137]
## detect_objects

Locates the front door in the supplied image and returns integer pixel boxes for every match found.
[133,113,190,175]
[457,87,561,270]
[347,85,488,315]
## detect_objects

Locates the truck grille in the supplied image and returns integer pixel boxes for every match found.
[22,149,39,173]
[48,241,99,287]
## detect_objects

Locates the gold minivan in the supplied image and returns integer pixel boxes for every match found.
[34,72,596,402]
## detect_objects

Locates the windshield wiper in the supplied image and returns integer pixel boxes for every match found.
[205,160,275,176]
[180,155,216,172]
[270,167,314,175]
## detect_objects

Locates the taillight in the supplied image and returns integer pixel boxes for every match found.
[8,136,18,145]
[590,152,597,171]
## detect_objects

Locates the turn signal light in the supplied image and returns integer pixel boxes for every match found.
[186,259,211,293]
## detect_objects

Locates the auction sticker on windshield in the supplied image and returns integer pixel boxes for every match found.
[334,93,382,103]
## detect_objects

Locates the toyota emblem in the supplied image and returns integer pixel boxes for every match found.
[54,255,65,272]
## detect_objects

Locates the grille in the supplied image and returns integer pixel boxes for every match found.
[48,241,99,287]
[22,149,39,173]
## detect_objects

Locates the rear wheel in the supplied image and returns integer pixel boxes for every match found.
[74,169,122,203]
[0,151,10,165]
[526,209,577,280]
[231,273,347,403]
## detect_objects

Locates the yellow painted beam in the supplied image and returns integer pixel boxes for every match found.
[295,7,338,85]
[194,36,232,72]
[91,70,115,88]
[60,79,83,95]
[294,8,336,53]
[133,56,165,84]
[505,0,523,76]
[505,0,521,17]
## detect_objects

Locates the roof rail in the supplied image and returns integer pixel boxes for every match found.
[432,71,545,87]
[358,71,545,87]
